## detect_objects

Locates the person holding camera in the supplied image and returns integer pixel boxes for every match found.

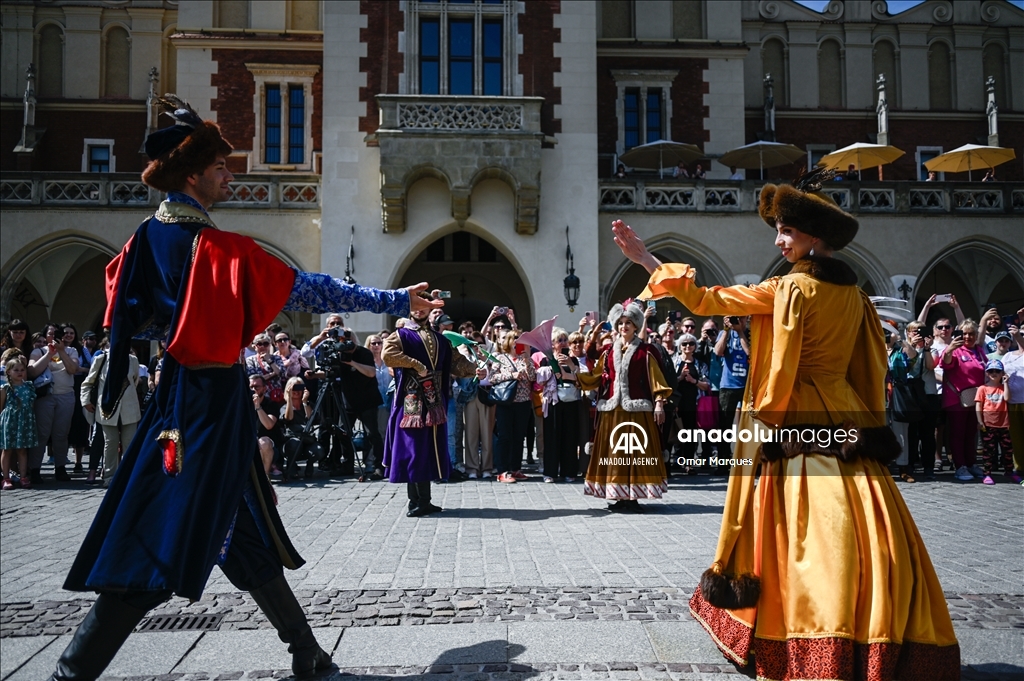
[941,319,988,481]
[382,292,486,516]
[279,376,321,480]
[714,314,749,461]
[28,323,80,483]
[250,374,285,476]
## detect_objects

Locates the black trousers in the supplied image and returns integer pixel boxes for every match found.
[907,394,939,474]
[406,481,432,510]
[543,400,580,479]
[350,406,384,471]
[495,401,532,472]
[717,387,744,457]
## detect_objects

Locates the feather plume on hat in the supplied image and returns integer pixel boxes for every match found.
[141,93,233,192]
[758,167,859,250]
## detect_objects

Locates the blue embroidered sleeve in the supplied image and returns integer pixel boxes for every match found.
[284,269,411,317]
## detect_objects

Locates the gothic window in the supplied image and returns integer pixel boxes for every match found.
[872,40,897,107]
[288,0,321,31]
[37,24,64,98]
[247,64,319,171]
[983,43,1008,110]
[103,26,131,98]
[612,70,676,156]
[928,41,952,110]
[407,0,514,96]
[600,0,633,39]
[672,0,702,39]
[217,1,250,29]
[818,39,842,109]
[762,38,787,107]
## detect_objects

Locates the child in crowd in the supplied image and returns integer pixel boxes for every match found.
[975,359,1013,485]
[0,357,38,489]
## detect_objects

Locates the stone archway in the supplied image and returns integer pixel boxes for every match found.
[915,239,1024,326]
[1,235,118,334]
[393,229,532,330]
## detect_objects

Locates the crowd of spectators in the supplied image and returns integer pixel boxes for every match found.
[1,294,1021,490]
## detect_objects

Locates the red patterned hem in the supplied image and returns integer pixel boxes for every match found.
[688,585,754,666]
[755,636,961,681]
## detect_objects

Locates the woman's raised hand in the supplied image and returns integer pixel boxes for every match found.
[611,220,662,274]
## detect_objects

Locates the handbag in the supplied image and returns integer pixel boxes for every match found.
[958,386,979,409]
[490,380,518,405]
[556,383,579,402]
[477,385,497,407]
[696,393,719,430]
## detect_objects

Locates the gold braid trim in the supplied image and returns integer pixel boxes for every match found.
[156,429,184,475]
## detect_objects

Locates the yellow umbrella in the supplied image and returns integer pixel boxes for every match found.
[924,143,1017,180]
[818,143,906,173]
[719,141,805,174]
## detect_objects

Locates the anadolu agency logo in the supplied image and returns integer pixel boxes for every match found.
[599,422,661,467]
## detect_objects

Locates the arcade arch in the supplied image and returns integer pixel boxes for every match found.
[915,239,1024,326]
[1,235,117,334]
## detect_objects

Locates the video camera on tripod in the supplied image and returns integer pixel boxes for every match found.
[315,327,358,378]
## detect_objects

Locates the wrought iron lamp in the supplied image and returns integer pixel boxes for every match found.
[563,225,580,312]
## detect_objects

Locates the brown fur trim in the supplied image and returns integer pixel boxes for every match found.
[758,184,778,227]
[700,567,761,610]
[789,256,858,286]
[759,183,859,250]
[141,122,233,192]
[759,423,902,464]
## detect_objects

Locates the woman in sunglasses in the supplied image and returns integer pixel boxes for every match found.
[274,333,308,381]
[245,333,285,401]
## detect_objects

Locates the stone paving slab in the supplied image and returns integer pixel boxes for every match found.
[334,623,508,667]
[173,628,340,674]
[104,631,204,677]
[0,634,55,678]
[5,634,69,681]
[508,621,657,664]
[643,621,728,664]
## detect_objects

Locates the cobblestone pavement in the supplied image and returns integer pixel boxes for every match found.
[1,469,1021,679]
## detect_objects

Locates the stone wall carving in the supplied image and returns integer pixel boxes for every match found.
[376,95,546,234]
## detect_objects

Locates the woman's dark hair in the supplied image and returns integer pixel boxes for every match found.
[1,319,33,356]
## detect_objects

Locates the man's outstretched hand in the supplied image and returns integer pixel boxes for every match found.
[406,282,445,312]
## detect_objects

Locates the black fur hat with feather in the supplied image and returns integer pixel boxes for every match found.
[141,95,233,192]
[757,167,859,250]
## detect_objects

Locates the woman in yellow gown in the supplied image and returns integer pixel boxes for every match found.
[612,174,960,681]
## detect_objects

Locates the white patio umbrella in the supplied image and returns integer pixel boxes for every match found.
[618,140,705,178]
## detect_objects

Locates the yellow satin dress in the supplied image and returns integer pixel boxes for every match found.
[641,262,959,681]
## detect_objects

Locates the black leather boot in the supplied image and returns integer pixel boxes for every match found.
[48,593,151,680]
[248,574,332,678]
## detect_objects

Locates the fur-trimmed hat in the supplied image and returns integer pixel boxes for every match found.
[141,95,233,192]
[608,301,644,332]
[758,170,859,250]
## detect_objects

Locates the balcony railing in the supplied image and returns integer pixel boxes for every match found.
[599,179,1024,215]
[0,173,321,209]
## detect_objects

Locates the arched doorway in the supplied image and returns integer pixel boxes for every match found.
[395,230,532,329]
[2,238,115,334]
[606,242,732,326]
[915,240,1024,327]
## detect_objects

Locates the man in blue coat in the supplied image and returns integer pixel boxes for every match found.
[49,97,442,681]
